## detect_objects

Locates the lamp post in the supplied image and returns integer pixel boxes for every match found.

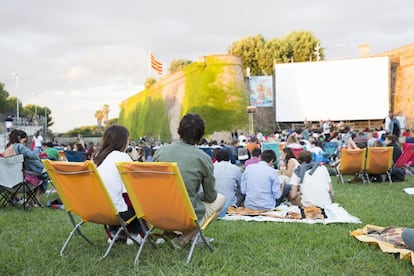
[12,72,19,122]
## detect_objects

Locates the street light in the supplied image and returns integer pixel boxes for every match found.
[12,72,19,122]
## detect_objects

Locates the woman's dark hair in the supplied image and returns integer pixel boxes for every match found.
[93,125,129,166]
[283,147,296,162]
[8,129,27,145]
[178,113,205,145]
[260,149,276,163]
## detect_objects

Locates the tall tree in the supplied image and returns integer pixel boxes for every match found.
[0,82,10,114]
[228,34,265,76]
[228,31,324,76]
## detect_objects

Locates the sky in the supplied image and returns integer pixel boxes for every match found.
[1,0,413,133]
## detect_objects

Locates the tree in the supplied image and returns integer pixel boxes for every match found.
[144,77,157,89]
[228,34,265,76]
[169,59,192,74]
[0,82,10,114]
[102,104,110,128]
[228,31,324,76]
[95,110,104,132]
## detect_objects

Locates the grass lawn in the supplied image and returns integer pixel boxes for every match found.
[1,176,413,275]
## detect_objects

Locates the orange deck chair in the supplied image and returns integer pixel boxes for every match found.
[42,160,140,259]
[116,162,216,264]
[363,147,394,185]
[337,148,367,184]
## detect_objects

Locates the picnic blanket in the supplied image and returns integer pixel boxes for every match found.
[350,224,414,265]
[404,187,414,195]
[220,203,361,224]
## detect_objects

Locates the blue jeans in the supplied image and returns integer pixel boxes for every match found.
[276,184,291,207]
[402,228,414,251]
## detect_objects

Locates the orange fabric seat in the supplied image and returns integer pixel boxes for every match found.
[337,148,367,184]
[43,160,140,259]
[116,162,216,264]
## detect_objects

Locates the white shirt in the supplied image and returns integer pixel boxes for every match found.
[97,151,132,212]
[290,165,332,208]
[33,135,43,148]
[397,115,406,129]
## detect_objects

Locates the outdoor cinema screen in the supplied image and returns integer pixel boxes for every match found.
[275,56,390,122]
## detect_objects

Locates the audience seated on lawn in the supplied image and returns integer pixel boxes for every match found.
[244,148,261,168]
[384,134,402,164]
[2,129,49,205]
[245,136,260,155]
[42,142,59,160]
[213,149,242,217]
[153,113,225,249]
[279,147,300,187]
[286,135,303,149]
[93,125,144,245]
[289,151,334,208]
[241,149,290,210]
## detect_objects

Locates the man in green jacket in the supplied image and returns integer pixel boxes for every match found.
[153,113,225,249]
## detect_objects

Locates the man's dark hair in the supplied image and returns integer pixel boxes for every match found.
[215,149,230,162]
[178,113,205,145]
[251,148,261,157]
[260,149,276,163]
[298,150,312,163]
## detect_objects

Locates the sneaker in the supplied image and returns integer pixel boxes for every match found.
[126,234,142,245]
[170,237,186,250]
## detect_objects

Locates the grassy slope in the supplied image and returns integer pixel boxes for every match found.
[0,177,413,275]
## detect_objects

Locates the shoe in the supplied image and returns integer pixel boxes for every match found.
[170,237,186,250]
[126,234,142,245]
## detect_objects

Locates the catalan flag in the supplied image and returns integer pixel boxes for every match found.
[150,52,163,75]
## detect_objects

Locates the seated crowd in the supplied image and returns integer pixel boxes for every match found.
[1,115,413,250]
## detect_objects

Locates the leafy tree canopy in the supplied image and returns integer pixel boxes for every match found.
[228,30,324,76]
[169,59,192,74]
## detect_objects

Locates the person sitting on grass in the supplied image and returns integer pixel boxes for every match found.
[244,147,261,168]
[289,150,334,208]
[241,149,290,210]
[213,149,243,217]
[93,125,144,245]
[153,113,225,249]
[3,129,48,206]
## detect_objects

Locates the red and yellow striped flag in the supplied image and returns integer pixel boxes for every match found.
[150,53,163,75]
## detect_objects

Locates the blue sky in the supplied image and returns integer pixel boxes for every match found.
[1,0,413,132]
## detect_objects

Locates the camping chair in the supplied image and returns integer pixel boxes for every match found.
[337,148,367,184]
[322,141,339,163]
[262,142,281,166]
[362,147,393,185]
[394,147,414,176]
[63,150,86,162]
[0,154,42,209]
[116,162,216,264]
[42,160,140,259]
[290,147,304,159]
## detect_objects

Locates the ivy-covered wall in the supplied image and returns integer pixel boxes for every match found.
[118,54,249,142]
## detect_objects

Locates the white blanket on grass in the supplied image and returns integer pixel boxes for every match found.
[404,187,414,195]
[220,203,361,224]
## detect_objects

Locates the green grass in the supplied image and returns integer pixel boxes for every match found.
[1,177,414,275]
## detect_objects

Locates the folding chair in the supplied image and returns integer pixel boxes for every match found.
[63,150,86,162]
[0,154,42,209]
[42,160,140,259]
[116,162,216,264]
[337,148,367,184]
[362,147,393,185]
[394,147,414,176]
[290,147,304,159]
[322,141,339,162]
[262,142,281,166]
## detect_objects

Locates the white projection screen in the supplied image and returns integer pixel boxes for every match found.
[275,56,390,122]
